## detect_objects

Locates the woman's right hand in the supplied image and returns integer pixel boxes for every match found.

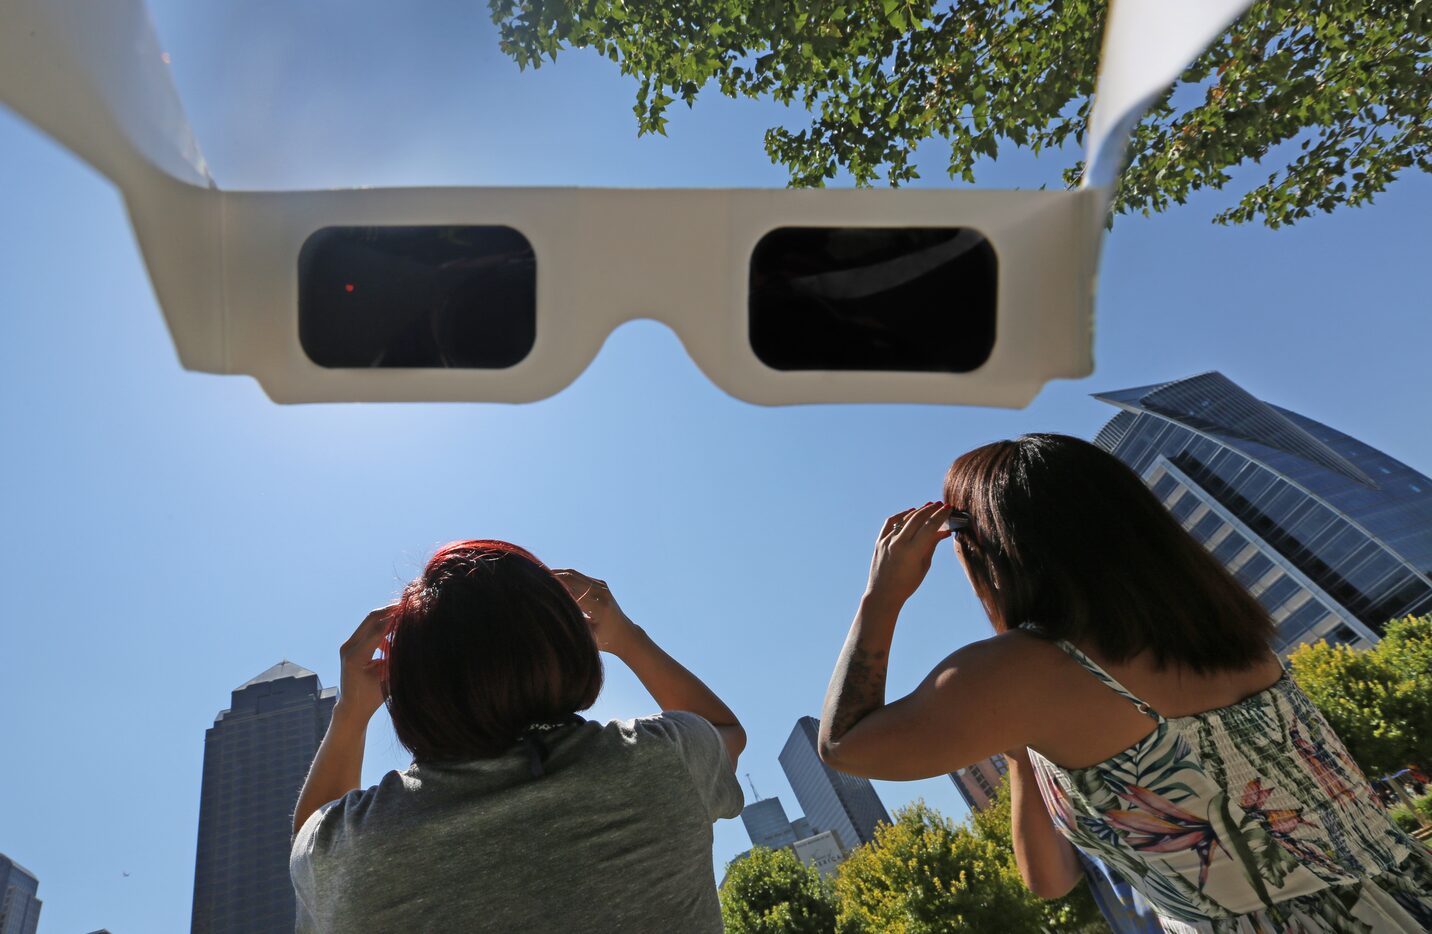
[865,502,952,606]
[553,569,642,656]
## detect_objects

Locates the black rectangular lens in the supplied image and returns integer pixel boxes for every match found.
[748,227,997,373]
[298,226,536,368]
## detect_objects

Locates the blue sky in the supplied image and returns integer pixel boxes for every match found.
[2,3,1430,931]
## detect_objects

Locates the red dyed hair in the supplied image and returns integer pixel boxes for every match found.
[382,540,603,761]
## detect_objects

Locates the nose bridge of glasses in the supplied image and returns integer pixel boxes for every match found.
[566,189,734,338]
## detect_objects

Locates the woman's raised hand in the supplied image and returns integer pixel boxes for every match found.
[865,502,952,606]
[336,604,396,722]
[553,569,641,656]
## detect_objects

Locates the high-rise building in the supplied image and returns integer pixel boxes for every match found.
[1094,372,1432,653]
[949,753,1009,812]
[192,662,337,934]
[740,797,800,850]
[779,717,891,851]
[0,855,42,934]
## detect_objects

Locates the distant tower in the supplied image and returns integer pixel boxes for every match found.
[949,753,1009,813]
[778,717,891,851]
[191,662,337,933]
[740,797,800,851]
[1094,372,1432,653]
[0,854,42,934]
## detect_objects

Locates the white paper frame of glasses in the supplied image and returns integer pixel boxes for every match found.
[0,0,1252,407]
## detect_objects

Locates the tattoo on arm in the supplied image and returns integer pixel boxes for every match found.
[827,644,888,742]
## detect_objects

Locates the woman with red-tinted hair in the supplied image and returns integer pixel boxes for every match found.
[289,541,745,932]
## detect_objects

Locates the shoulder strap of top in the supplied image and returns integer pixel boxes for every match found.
[1052,639,1163,722]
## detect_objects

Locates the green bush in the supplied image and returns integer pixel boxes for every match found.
[719,846,839,934]
[1389,805,1422,834]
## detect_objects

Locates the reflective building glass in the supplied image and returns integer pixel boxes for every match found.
[0,855,42,934]
[778,717,891,851]
[1094,372,1432,652]
[191,663,337,933]
[740,798,800,851]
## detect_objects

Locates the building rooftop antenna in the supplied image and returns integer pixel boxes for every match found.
[746,773,760,800]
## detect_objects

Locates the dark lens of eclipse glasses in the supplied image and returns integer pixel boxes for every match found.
[299,226,537,369]
[748,227,997,373]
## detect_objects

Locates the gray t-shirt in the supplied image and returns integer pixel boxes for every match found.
[290,711,743,933]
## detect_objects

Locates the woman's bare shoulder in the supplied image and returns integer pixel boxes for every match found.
[931,628,1076,694]
[951,627,1069,665]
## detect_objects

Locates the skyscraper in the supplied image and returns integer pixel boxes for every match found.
[740,797,800,850]
[0,855,41,934]
[779,717,891,851]
[1094,372,1432,652]
[192,662,337,934]
[949,753,1009,812]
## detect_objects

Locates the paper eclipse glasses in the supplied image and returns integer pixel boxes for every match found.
[0,0,1252,406]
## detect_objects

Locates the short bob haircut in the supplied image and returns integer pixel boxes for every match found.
[382,540,603,761]
[943,434,1274,673]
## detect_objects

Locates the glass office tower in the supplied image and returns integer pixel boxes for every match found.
[740,797,800,850]
[0,854,42,934]
[1094,372,1432,652]
[191,662,337,934]
[779,717,891,851]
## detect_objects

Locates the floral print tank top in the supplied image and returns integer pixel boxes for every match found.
[1027,641,1432,933]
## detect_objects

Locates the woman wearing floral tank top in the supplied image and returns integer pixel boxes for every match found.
[819,434,1431,932]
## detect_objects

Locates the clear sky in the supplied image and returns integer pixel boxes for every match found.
[2,3,1430,931]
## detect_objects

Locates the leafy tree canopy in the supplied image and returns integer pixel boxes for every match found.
[832,800,1045,933]
[719,846,840,934]
[488,0,1430,227]
[1289,614,1432,778]
[971,777,1108,932]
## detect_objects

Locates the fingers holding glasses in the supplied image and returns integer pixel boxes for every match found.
[882,509,918,540]
[867,502,953,605]
[553,569,637,654]
[337,603,397,720]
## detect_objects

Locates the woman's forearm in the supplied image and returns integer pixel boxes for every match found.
[292,705,369,836]
[819,594,900,758]
[1006,748,1083,899]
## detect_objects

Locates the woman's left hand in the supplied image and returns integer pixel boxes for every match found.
[553,569,642,656]
[335,604,395,722]
[865,502,952,606]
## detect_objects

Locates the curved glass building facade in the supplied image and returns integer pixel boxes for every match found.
[1094,372,1432,652]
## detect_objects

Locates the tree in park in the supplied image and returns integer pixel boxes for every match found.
[831,801,1046,933]
[969,779,1108,933]
[1288,614,1432,779]
[719,846,841,934]
[487,0,1430,228]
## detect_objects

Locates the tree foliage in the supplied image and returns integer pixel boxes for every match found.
[832,801,1045,933]
[970,780,1109,933]
[719,846,841,934]
[487,0,1430,227]
[1289,614,1432,778]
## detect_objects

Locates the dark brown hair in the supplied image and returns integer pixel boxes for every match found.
[943,434,1274,672]
[382,540,603,761]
